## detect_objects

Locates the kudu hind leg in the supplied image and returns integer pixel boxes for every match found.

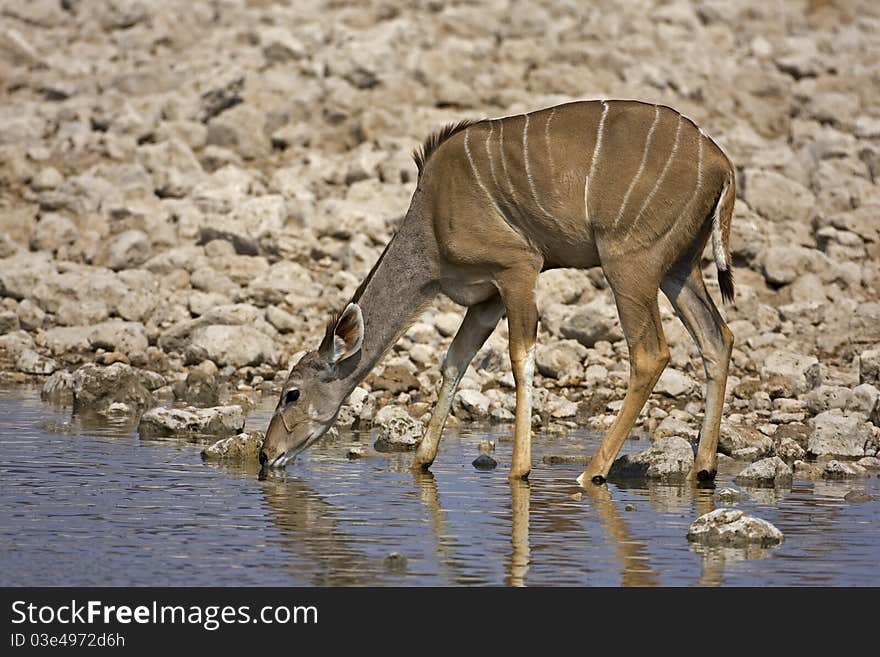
[578,287,669,486]
[412,295,504,470]
[661,266,733,480]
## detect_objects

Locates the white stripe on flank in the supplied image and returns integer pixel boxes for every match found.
[464,128,504,218]
[613,104,660,228]
[498,120,519,204]
[545,107,556,173]
[486,121,502,192]
[523,115,554,218]
[583,175,591,225]
[680,130,704,219]
[627,112,683,238]
[588,100,609,183]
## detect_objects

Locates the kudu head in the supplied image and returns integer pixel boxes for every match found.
[260,303,364,468]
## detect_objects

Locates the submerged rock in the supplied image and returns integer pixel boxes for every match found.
[717,487,745,503]
[608,436,694,482]
[687,509,783,547]
[542,454,586,465]
[843,490,875,503]
[734,456,793,487]
[139,405,245,439]
[822,460,868,479]
[201,431,264,461]
[372,405,424,452]
[383,552,407,572]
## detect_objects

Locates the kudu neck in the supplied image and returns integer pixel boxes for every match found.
[339,220,437,394]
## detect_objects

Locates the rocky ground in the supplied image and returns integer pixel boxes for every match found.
[1,0,879,478]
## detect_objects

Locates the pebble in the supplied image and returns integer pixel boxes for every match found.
[472,453,498,470]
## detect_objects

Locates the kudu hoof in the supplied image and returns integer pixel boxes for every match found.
[696,469,717,482]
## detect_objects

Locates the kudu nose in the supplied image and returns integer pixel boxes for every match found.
[259,450,268,466]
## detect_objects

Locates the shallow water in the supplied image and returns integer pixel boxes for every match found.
[1,387,878,586]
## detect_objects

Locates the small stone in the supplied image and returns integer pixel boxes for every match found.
[734,456,793,487]
[347,446,366,460]
[202,431,265,461]
[760,350,820,397]
[775,436,806,462]
[687,508,783,547]
[16,348,56,374]
[370,364,420,395]
[478,439,495,454]
[94,230,152,271]
[0,310,20,334]
[717,487,745,503]
[793,460,824,479]
[373,405,424,452]
[472,453,498,470]
[608,436,694,482]
[624,504,636,512]
[454,389,491,420]
[383,552,407,572]
[822,460,868,479]
[489,407,515,424]
[857,456,880,470]
[654,368,700,398]
[859,348,880,385]
[265,306,298,333]
[843,490,874,503]
[719,424,774,457]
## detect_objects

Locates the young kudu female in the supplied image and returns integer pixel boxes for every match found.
[260,99,736,487]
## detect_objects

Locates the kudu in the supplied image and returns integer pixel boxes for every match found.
[260,99,736,487]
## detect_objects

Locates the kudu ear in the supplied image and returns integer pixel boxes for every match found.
[320,303,364,365]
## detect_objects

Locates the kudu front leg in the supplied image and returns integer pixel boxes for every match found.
[412,295,504,470]
[497,270,540,481]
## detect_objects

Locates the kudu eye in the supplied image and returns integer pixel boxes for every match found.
[284,388,300,405]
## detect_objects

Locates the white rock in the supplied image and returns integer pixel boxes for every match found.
[734,456,793,486]
[808,409,875,458]
[202,431,264,461]
[138,405,245,439]
[609,436,694,481]
[760,350,820,396]
[687,508,783,547]
[654,368,700,398]
[373,405,424,452]
[454,389,491,420]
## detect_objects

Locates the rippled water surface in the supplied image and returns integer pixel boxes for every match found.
[1,387,878,586]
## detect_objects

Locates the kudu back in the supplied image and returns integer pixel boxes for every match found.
[261,99,736,488]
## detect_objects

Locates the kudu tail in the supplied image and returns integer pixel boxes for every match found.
[711,172,736,304]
